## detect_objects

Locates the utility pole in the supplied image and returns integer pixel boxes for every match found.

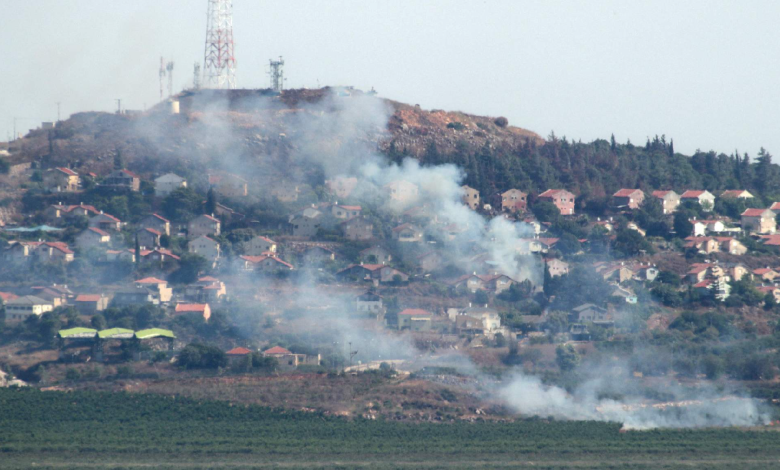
[348,341,358,368]
[56,102,61,122]
[193,62,202,90]
[115,99,122,114]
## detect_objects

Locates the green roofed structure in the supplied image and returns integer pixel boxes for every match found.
[134,328,175,340]
[58,328,98,339]
[98,328,135,339]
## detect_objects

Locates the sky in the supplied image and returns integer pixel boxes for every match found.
[1,0,779,155]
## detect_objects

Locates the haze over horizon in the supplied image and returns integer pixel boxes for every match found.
[2,0,779,156]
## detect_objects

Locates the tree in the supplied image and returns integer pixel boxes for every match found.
[134,235,141,266]
[163,187,203,221]
[474,289,489,305]
[532,201,561,224]
[205,188,217,215]
[90,314,107,330]
[555,344,580,372]
[556,233,581,255]
[178,343,227,369]
[612,229,653,257]
[673,212,693,239]
[113,147,123,170]
[37,312,62,348]
[171,253,208,284]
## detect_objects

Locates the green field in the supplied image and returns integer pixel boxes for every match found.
[0,388,778,469]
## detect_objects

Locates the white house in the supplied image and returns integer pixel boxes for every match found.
[188,236,221,262]
[245,236,277,256]
[4,296,53,323]
[188,214,221,238]
[154,173,187,197]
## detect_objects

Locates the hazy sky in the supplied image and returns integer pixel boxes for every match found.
[2,0,779,155]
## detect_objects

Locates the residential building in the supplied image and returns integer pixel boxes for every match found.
[76,227,111,250]
[417,252,444,273]
[356,292,383,315]
[245,236,277,256]
[325,176,358,198]
[359,246,392,264]
[680,190,715,211]
[174,303,212,322]
[337,264,408,283]
[136,228,162,249]
[110,288,159,307]
[102,169,141,191]
[33,242,74,263]
[289,209,322,238]
[208,173,248,197]
[545,258,569,277]
[741,208,776,234]
[461,185,480,210]
[651,190,681,214]
[455,305,501,335]
[537,189,576,215]
[74,294,108,315]
[301,246,336,265]
[30,285,73,307]
[139,214,171,236]
[330,204,362,221]
[225,347,253,366]
[501,189,528,213]
[770,202,780,216]
[397,309,433,331]
[569,304,610,323]
[4,296,53,323]
[89,213,121,232]
[270,185,300,202]
[43,167,80,192]
[385,180,419,203]
[240,255,294,272]
[612,189,644,210]
[188,214,221,238]
[720,190,754,200]
[188,236,221,262]
[133,277,173,303]
[154,173,187,197]
[392,223,424,243]
[262,346,320,370]
[340,216,374,241]
[184,276,227,303]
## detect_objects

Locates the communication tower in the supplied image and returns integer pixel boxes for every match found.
[203,0,237,89]
[193,63,202,90]
[159,57,166,101]
[269,56,285,93]
[166,61,175,98]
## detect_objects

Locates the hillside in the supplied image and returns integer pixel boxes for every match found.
[6,87,780,219]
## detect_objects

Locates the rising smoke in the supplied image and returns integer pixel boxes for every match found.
[144,88,768,429]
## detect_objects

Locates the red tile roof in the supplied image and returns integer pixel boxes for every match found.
[135,277,167,284]
[538,189,571,198]
[142,228,162,236]
[175,303,209,312]
[399,308,431,316]
[44,242,73,254]
[56,167,78,176]
[613,189,642,198]
[75,294,102,302]
[88,227,110,236]
[742,208,770,217]
[720,190,752,198]
[149,213,170,223]
[651,190,675,197]
[0,292,18,302]
[120,169,141,179]
[199,214,220,222]
[264,346,292,355]
[226,347,252,356]
[680,190,707,198]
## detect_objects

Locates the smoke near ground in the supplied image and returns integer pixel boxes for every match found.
[141,89,769,430]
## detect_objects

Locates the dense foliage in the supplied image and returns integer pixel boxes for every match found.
[0,388,778,468]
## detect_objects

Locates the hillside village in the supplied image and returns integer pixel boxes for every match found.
[1,92,780,414]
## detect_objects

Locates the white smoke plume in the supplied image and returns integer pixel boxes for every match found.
[499,371,770,430]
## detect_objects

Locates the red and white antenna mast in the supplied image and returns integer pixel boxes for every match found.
[203,0,237,89]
